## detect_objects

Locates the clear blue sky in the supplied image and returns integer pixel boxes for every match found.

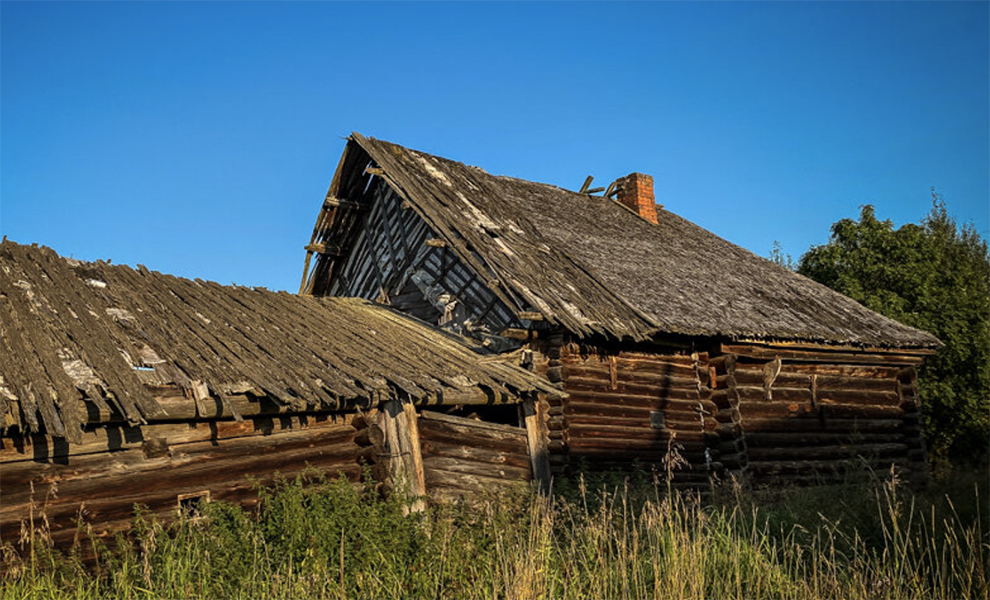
[3,2,988,292]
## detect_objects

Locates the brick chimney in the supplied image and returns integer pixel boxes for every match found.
[615,173,658,225]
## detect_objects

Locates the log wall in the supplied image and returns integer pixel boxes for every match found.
[351,406,533,503]
[714,352,928,485]
[544,343,717,486]
[418,411,532,500]
[0,413,360,549]
[537,337,929,487]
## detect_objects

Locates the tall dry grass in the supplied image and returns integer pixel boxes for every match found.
[2,465,987,600]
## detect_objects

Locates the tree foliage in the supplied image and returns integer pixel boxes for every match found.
[798,194,990,463]
[769,240,795,270]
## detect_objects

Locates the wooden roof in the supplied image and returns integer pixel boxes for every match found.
[316,133,939,349]
[0,241,557,442]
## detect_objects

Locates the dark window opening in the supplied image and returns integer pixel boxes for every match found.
[177,490,210,519]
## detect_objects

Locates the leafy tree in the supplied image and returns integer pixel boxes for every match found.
[798,193,990,464]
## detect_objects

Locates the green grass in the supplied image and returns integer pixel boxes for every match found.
[2,466,987,600]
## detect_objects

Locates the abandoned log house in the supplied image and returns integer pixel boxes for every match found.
[299,133,942,486]
[0,240,559,547]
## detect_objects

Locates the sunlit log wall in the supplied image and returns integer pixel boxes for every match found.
[534,335,928,487]
[715,347,928,485]
[535,339,717,487]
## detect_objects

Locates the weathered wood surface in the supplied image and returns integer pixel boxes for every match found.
[723,356,928,484]
[541,341,928,486]
[417,411,531,497]
[520,398,551,492]
[548,345,716,479]
[1,418,360,546]
[720,343,928,365]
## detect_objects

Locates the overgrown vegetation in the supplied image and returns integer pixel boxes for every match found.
[776,193,989,464]
[3,467,987,600]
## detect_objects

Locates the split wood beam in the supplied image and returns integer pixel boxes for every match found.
[380,398,427,513]
[521,397,551,493]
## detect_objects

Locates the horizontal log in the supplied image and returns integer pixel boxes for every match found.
[8,457,365,547]
[424,466,531,492]
[738,402,904,420]
[419,411,525,436]
[731,369,811,388]
[2,436,361,535]
[564,398,717,418]
[745,432,906,447]
[717,421,743,437]
[422,456,531,481]
[567,439,710,459]
[740,417,904,434]
[734,386,806,403]
[565,379,702,401]
[2,428,359,507]
[746,457,910,476]
[417,427,528,456]
[419,439,531,470]
[563,365,699,388]
[720,344,928,365]
[1,415,355,464]
[763,363,903,378]
[562,350,694,367]
[735,385,900,406]
[567,423,718,443]
[732,369,900,392]
[746,443,909,461]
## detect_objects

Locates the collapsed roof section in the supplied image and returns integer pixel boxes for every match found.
[0,241,558,442]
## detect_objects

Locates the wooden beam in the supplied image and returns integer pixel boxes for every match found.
[299,250,314,295]
[578,176,594,194]
[402,402,427,509]
[516,311,544,321]
[323,197,364,211]
[500,328,530,341]
[604,181,618,198]
[380,398,426,512]
[304,243,346,257]
[425,238,447,248]
[521,398,550,493]
[720,343,928,365]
